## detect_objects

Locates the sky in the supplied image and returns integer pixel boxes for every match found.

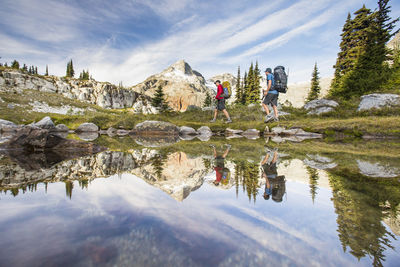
[0,0,399,86]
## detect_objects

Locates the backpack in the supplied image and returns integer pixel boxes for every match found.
[221,81,232,99]
[273,66,288,93]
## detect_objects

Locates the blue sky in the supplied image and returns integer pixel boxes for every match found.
[0,0,399,85]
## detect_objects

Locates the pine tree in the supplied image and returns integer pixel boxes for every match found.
[11,60,19,69]
[35,67,38,75]
[203,91,212,107]
[22,64,28,72]
[242,71,248,105]
[306,63,321,102]
[45,65,48,76]
[79,69,89,80]
[235,66,242,105]
[151,85,170,112]
[253,61,261,102]
[245,63,254,104]
[66,59,74,77]
[306,166,319,203]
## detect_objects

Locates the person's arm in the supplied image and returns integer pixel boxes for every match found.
[264,77,272,96]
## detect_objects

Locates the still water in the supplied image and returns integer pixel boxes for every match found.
[0,138,400,267]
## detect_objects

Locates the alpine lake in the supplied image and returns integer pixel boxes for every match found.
[1,134,400,267]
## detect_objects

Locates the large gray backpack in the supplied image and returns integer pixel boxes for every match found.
[273,66,288,93]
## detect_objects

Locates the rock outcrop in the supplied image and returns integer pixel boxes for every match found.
[357,93,400,111]
[130,60,214,111]
[304,99,339,115]
[0,68,154,113]
[357,160,400,178]
[76,122,99,132]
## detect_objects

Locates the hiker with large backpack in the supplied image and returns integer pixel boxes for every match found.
[210,80,232,123]
[261,149,286,202]
[262,66,288,123]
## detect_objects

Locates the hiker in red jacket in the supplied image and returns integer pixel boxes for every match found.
[210,80,232,123]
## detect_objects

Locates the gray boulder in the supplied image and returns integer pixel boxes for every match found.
[76,131,99,141]
[225,128,243,135]
[116,129,130,136]
[0,119,18,132]
[54,124,69,132]
[357,93,400,111]
[33,116,55,129]
[179,126,197,135]
[186,105,201,111]
[75,122,99,132]
[133,121,179,135]
[107,127,117,137]
[197,126,213,136]
[242,129,260,136]
[271,127,285,135]
[304,99,338,115]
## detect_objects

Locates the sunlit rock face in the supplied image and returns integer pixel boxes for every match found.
[130,60,214,111]
[132,152,207,201]
[0,69,154,112]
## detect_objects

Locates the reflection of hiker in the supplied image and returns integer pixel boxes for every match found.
[210,80,232,123]
[261,150,286,202]
[262,68,279,123]
[211,144,231,186]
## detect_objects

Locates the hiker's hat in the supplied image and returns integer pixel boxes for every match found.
[265,68,272,73]
[214,80,221,84]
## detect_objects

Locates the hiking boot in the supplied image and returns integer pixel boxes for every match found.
[209,118,216,123]
[273,117,279,122]
[264,115,273,123]
[225,118,232,123]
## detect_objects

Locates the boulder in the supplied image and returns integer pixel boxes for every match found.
[0,119,18,132]
[197,126,213,136]
[357,93,400,111]
[242,129,260,136]
[133,121,179,136]
[0,127,105,152]
[263,126,270,135]
[54,124,69,132]
[107,127,117,137]
[75,122,99,132]
[186,105,201,111]
[197,134,211,142]
[304,99,338,115]
[179,126,197,135]
[271,127,285,135]
[134,135,180,147]
[281,128,323,138]
[225,128,243,135]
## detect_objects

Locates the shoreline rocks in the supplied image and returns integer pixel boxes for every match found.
[358,93,400,111]
[304,99,339,115]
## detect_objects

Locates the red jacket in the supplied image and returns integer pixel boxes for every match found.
[216,84,224,100]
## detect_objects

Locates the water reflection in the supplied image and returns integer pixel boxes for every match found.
[0,140,400,266]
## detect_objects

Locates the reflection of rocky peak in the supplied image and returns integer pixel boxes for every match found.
[132,152,207,201]
[130,60,213,111]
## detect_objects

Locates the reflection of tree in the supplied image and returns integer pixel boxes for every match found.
[328,170,400,267]
[79,179,89,190]
[202,158,212,171]
[151,153,168,180]
[234,160,260,202]
[65,181,73,199]
[306,166,319,203]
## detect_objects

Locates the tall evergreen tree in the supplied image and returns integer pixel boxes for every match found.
[235,66,242,105]
[11,60,19,69]
[66,59,75,77]
[22,64,28,72]
[245,63,254,104]
[306,63,321,102]
[35,66,38,75]
[242,71,248,105]
[45,65,48,76]
[151,85,170,112]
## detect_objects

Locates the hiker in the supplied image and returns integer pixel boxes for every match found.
[211,144,231,186]
[262,68,279,123]
[261,149,286,202]
[210,80,232,123]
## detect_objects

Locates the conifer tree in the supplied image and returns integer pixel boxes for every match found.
[22,64,28,72]
[242,71,248,105]
[66,59,75,77]
[11,60,19,69]
[151,85,170,112]
[306,63,321,102]
[203,91,212,107]
[35,67,38,75]
[245,63,254,104]
[235,66,242,105]
[4,63,7,67]
[45,65,48,76]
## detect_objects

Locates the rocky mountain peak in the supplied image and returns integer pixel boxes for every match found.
[165,60,193,75]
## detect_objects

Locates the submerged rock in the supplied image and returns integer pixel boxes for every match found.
[225,128,243,135]
[357,93,400,111]
[304,154,337,170]
[0,119,18,132]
